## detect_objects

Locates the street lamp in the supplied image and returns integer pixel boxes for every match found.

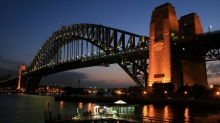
[143,91,147,96]
[164,90,167,94]
[208,25,212,33]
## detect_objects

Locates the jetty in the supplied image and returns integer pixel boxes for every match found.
[45,112,141,123]
[44,100,186,123]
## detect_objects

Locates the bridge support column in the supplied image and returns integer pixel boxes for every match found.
[17,64,26,90]
[148,3,208,90]
[25,76,42,94]
[178,13,208,87]
[148,3,179,89]
[181,60,207,87]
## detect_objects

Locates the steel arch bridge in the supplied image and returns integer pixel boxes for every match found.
[1,24,150,92]
[2,23,220,93]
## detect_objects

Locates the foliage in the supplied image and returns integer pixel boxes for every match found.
[152,82,174,95]
[127,86,144,96]
[96,88,105,96]
[176,84,208,99]
[62,86,86,96]
[111,90,117,96]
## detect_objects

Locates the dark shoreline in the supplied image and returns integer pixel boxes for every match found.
[55,96,220,109]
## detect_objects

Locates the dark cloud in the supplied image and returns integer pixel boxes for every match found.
[40,71,89,86]
[0,66,17,77]
[0,55,26,70]
[40,71,136,88]
[80,80,136,88]
[207,62,220,78]
[207,73,214,78]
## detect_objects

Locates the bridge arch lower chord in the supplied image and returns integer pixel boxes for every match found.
[23,24,150,90]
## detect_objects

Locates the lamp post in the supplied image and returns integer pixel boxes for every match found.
[208,25,212,33]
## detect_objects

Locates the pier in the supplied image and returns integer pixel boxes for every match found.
[44,111,183,123]
[45,111,141,123]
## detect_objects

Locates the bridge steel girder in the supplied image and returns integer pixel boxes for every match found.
[173,31,220,61]
[23,24,150,90]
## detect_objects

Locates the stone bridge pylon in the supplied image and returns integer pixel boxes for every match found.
[148,3,207,90]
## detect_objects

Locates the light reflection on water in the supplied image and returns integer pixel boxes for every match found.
[141,105,189,121]
[0,94,219,123]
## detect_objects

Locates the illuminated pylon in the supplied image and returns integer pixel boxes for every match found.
[17,64,26,90]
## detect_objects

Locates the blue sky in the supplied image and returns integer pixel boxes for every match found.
[0,0,220,88]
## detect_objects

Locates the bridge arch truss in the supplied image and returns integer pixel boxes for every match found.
[28,24,149,88]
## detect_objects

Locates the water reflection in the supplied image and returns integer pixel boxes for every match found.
[78,102,83,110]
[0,94,219,123]
[184,107,189,121]
[87,103,94,113]
[141,104,191,121]
[163,105,169,119]
[59,101,64,110]
[54,102,220,122]
[142,105,147,116]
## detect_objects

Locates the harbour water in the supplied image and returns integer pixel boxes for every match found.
[0,93,219,123]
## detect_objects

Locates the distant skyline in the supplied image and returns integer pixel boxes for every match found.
[1,0,220,88]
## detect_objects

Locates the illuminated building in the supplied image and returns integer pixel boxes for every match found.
[148,3,208,90]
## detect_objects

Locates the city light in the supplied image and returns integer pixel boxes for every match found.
[117,90,121,94]
[164,90,167,94]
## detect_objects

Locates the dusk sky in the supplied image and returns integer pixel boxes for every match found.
[1,0,220,88]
